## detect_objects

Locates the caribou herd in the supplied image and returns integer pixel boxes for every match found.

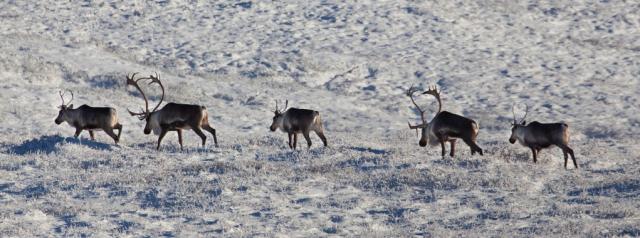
[54,73,578,169]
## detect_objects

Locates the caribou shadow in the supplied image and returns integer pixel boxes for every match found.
[8,135,111,155]
[350,146,388,155]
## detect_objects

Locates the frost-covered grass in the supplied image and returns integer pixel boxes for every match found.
[2,133,639,236]
[1,0,639,237]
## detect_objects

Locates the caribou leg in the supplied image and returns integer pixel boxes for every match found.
[74,128,82,138]
[436,133,449,157]
[115,123,123,141]
[293,133,298,149]
[177,129,184,151]
[569,147,578,169]
[438,138,446,158]
[302,131,313,148]
[89,130,95,140]
[449,139,456,157]
[315,130,328,147]
[288,133,293,149]
[104,128,119,144]
[530,147,538,163]
[193,127,207,147]
[202,124,218,146]
[157,128,168,150]
[560,145,578,169]
[462,138,483,156]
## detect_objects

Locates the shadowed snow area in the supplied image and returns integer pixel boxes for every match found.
[1,1,639,236]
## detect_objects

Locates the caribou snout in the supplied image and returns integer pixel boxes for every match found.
[509,138,516,144]
[419,139,427,147]
[54,119,62,125]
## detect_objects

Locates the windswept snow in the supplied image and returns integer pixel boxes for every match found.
[1,0,640,236]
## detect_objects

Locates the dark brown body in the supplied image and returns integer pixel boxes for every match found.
[509,121,577,168]
[419,111,483,157]
[270,108,327,149]
[55,104,122,144]
[147,103,218,150]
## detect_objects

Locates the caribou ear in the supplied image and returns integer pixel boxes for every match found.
[68,104,73,109]
[521,120,526,125]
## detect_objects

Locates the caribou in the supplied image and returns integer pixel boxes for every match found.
[126,73,218,150]
[509,105,578,169]
[407,85,483,157]
[270,100,328,149]
[54,90,123,144]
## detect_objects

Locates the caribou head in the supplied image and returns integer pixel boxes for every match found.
[509,104,529,144]
[55,90,75,125]
[270,100,288,132]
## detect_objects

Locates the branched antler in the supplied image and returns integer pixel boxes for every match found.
[126,72,156,120]
[58,90,74,108]
[422,85,441,113]
[275,99,289,114]
[126,72,148,120]
[148,72,165,113]
[512,104,530,125]
[126,72,166,120]
[521,104,529,123]
[512,104,517,125]
[407,85,427,136]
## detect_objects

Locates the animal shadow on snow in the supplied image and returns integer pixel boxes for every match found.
[567,179,640,199]
[349,146,388,155]
[337,156,390,172]
[130,142,217,154]
[8,135,111,155]
[0,182,49,199]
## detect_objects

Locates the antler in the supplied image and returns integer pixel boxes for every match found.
[58,90,74,107]
[126,72,166,120]
[275,99,289,113]
[59,91,65,107]
[512,104,517,125]
[521,104,529,123]
[512,104,529,124]
[407,85,427,133]
[422,85,441,113]
[126,72,151,120]
[148,72,165,113]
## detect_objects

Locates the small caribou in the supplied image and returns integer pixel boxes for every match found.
[127,73,218,150]
[509,105,578,169]
[270,100,328,149]
[407,85,483,157]
[54,90,123,144]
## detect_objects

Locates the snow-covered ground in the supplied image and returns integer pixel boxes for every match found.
[1,0,639,236]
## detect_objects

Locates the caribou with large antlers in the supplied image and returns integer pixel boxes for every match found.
[126,73,217,150]
[270,100,328,149]
[54,90,123,144]
[508,105,578,169]
[407,85,483,157]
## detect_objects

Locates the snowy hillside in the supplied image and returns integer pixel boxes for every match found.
[1,0,639,236]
